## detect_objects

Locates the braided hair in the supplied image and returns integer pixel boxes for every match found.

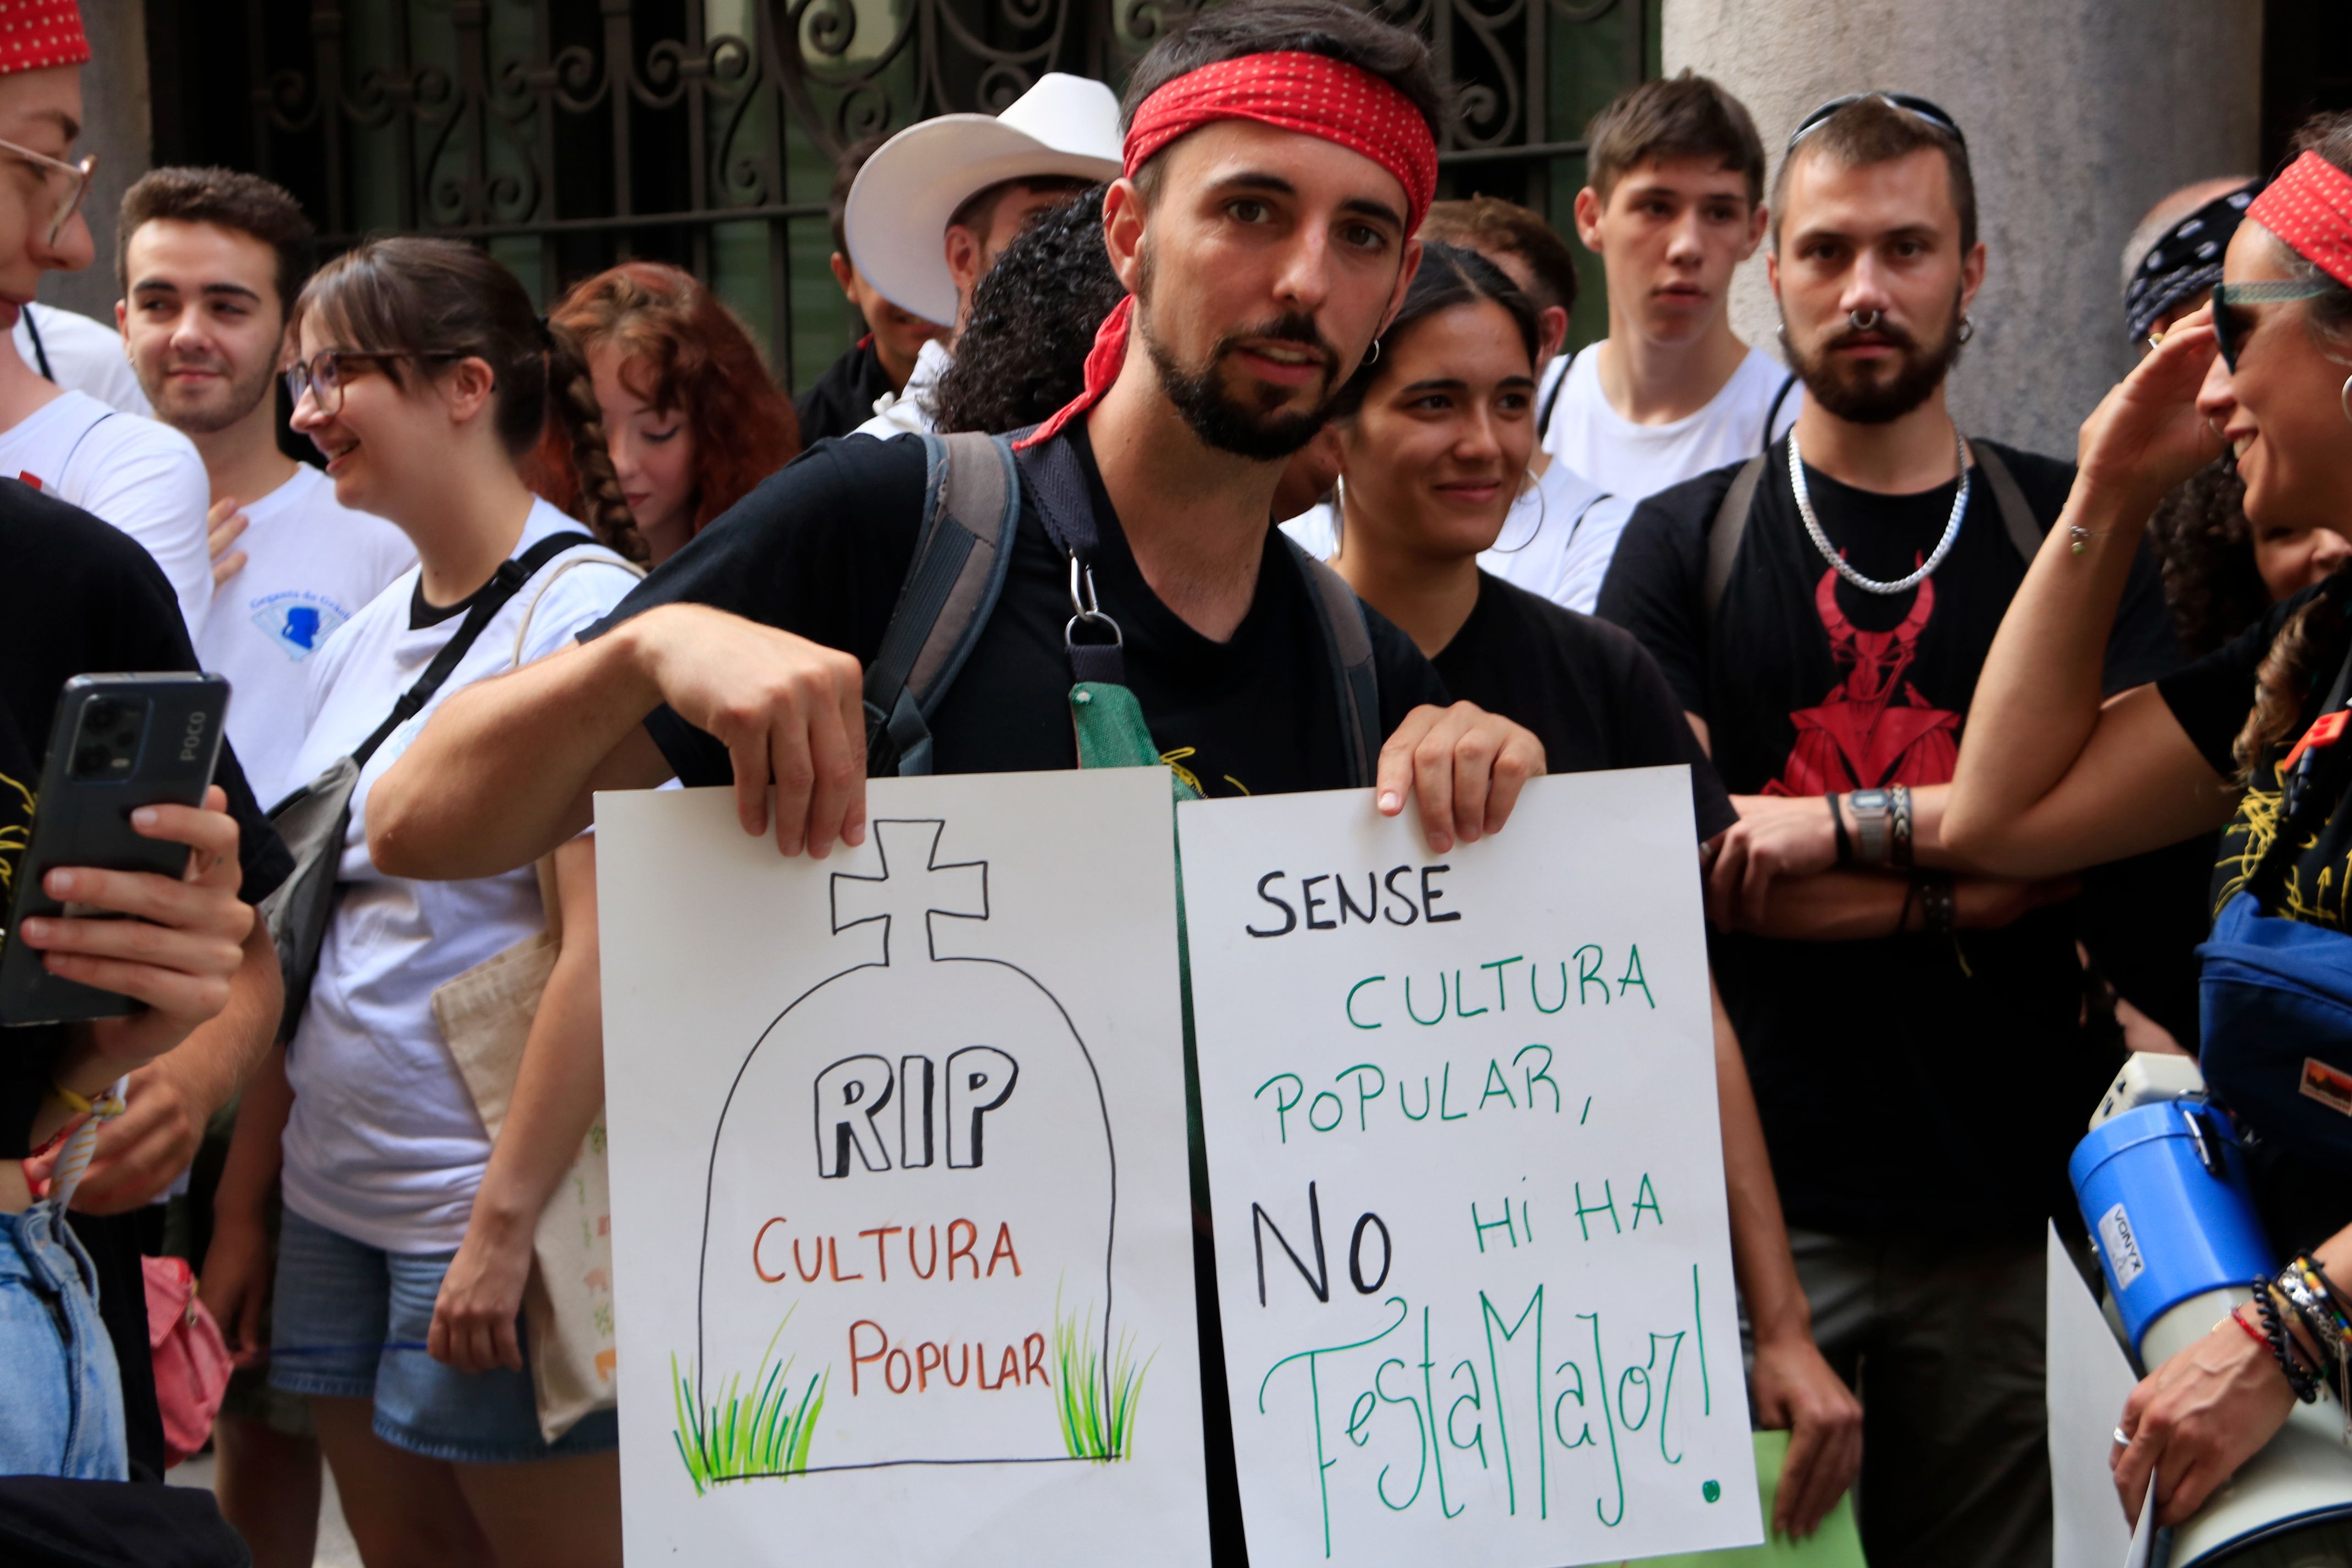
[292,236,647,563]
[2229,110,2352,778]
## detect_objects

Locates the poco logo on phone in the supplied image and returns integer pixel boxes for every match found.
[180,710,208,763]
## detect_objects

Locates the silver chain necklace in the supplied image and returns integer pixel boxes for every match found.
[1789,426,1972,596]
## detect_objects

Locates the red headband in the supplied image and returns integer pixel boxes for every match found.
[2250,151,2352,290]
[0,0,88,73]
[1018,52,1438,450]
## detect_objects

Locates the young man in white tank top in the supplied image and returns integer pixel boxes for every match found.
[1543,72,1800,506]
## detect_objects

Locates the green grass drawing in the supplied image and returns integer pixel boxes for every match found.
[671,1310,827,1495]
[1053,1287,1153,1462]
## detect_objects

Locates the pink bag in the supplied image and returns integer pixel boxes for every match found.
[143,1256,232,1468]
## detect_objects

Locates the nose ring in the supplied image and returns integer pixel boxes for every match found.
[1848,309,1882,332]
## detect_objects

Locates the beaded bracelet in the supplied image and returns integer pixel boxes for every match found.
[2255,1277,2324,1403]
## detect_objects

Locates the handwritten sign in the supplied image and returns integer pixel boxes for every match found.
[1178,769,1759,1566]
[596,771,1208,1565]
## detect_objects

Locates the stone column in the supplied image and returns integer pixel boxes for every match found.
[1664,0,2263,453]
[39,0,149,326]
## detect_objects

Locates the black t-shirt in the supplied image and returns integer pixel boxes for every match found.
[1433,571,1735,841]
[0,478,291,1482]
[594,427,1448,793]
[792,339,897,447]
[1596,439,2182,1239]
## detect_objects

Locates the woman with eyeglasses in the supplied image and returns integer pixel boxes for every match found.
[209,237,640,1566]
[1321,242,1866,1540]
[1946,111,2352,1532]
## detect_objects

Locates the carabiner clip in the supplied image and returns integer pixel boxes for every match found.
[1066,552,1123,653]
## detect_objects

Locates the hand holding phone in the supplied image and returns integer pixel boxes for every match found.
[15,785,255,1078]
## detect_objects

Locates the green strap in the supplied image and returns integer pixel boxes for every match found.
[1069,680,1213,1227]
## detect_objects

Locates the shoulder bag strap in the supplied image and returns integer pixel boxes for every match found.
[1703,453,1771,625]
[1760,372,1799,455]
[1537,347,1575,435]
[1968,441,2046,565]
[1012,428,1127,687]
[862,431,1022,776]
[22,306,51,382]
[349,530,595,770]
[1286,540,1381,788]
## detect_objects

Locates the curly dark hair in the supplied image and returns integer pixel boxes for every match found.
[933,186,1125,437]
[2147,460,2268,660]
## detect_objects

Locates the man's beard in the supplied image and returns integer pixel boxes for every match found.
[1785,294,1964,426]
[1136,286,1343,461]
[154,354,279,435]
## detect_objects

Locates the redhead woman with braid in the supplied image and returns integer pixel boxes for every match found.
[1946,113,2352,1532]
[205,238,639,1566]
[530,260,799,565]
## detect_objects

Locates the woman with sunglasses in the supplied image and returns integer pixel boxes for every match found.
[1321,242,1865,1541]
[1946,112,2352,1532]
[213,237,641,1566]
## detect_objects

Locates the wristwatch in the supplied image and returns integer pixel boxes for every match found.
[1847,788,1893,868]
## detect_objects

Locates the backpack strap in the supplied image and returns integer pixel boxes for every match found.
[1760,372,1799,455]
[1969,440,2046,564]
[1537,348,1574,437]
[1014,429,1129,688]
[1703,452,1771,625]
[352,530,597,769]
[862,431,1021,776]
[1286,538,1381,788]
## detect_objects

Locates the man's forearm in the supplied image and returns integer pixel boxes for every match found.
[214,1042,292,1223]
[1711,978,1811,1344]
[368,620,668,881]
[165,919,282,1117]
[1738,870,1909,941]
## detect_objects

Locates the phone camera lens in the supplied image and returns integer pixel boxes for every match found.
[84,700,121,732]
[74,744,111,776]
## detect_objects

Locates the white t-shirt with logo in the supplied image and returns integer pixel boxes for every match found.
[197,464,416,806]
[13,301,150,416]
[1540,343,1800,508]
[279,500,640,1254]
[0,389,213,638]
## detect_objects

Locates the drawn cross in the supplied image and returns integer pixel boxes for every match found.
[829,819,989,964]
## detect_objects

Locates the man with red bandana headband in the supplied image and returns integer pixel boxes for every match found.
[373,0,1545,885]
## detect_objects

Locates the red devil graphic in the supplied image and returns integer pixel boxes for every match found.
[1765,566,1960,795]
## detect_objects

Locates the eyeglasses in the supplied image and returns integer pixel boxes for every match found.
[1785,92,1968,155]
[2211,280,2335,372]
[284,349,461,417]
[0,136,95,248]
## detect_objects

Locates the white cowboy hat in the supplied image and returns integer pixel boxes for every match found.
[845,72,1124,328]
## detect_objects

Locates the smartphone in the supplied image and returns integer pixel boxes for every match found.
[0,673,232,1027]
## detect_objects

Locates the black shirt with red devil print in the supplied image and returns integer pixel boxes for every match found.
[1598,438,2182,1240]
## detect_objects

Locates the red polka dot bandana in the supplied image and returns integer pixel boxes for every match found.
[0,0,87,73]
[1017,52,1436,450]
[2250,151,2352,290]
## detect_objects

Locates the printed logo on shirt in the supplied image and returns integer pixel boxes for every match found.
[1765,568,1959,794]
[249,590,350,662]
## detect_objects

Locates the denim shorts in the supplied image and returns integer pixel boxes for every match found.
[0,1201,127,1479]
[269,1207,617,1464]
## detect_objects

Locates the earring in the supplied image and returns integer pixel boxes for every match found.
[1363,339,1381,368]
[1487,467,1548,556]
[1330,473,1346,549]
[2341,374,2352,426]
[1957,315,1975,344]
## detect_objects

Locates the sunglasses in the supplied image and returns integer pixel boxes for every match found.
[0,137,94,248]
[2211,280,2335,371]
[1786,92,1968,155]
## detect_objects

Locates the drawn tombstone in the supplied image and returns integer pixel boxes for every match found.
[692,818,1123,1477]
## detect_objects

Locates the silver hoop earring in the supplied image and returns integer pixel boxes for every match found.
[1957,315,1975,344]
[1363,339,1381,367]
[1488,467,1548,556]
[2341,374,2352,425]
[1848,308,1882,331]
[1330,473,1347,548]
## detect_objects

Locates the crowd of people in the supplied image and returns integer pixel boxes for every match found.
[3,0,2351,1562]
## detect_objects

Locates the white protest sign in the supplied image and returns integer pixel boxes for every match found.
[597,770,1208,1565]
[1178,769,1758,1566]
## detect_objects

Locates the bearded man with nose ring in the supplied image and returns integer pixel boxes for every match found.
[1596,92,2186,1567]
